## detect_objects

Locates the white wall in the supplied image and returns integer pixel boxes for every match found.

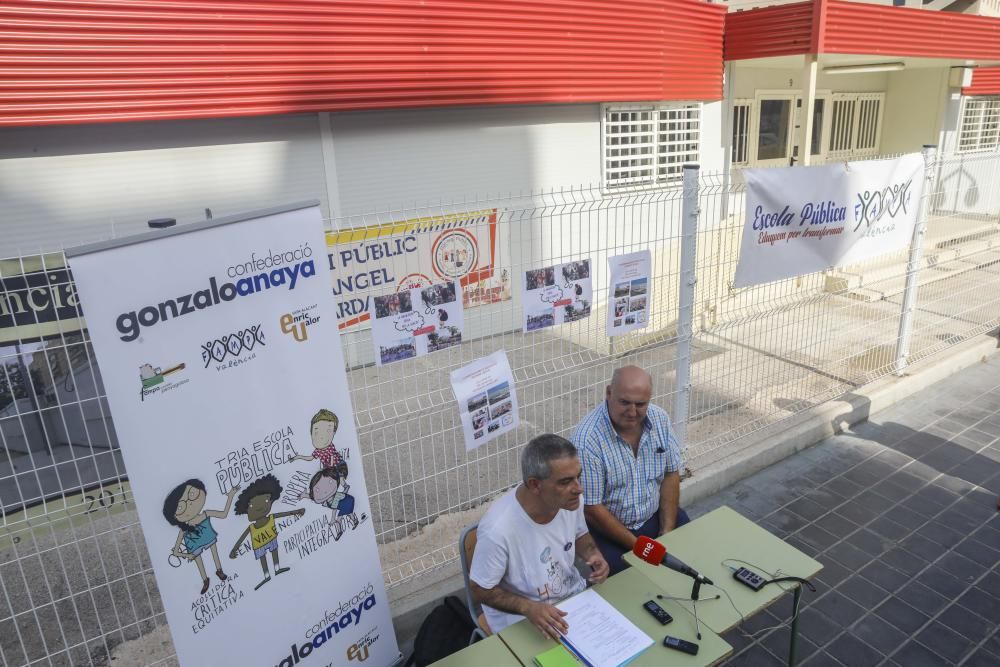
[328,104,603,218]
[935,93,1000,217]
[0,114,330,257]
[731,66,890,99]
[881,68,950,155]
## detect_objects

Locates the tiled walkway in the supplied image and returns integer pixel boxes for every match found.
[687,353,1000,666]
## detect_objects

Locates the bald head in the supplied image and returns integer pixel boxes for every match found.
[606,366,653,434]
[610,365,652,393]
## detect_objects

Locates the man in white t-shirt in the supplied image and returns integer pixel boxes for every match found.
[469,434,610,638]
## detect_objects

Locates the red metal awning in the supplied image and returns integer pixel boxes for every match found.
[0,0,725,127]
[965,67,1000,96]
[726,0,1000,62]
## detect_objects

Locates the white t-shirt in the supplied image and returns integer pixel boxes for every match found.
[469,487,588,633]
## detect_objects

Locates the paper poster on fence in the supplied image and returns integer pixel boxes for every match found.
[67,204,399,667]
[734,153,925,288]
[607,250,652,336]
[523,260,593,333]
[327,209,510,331]
[451,350,518,451]
[372,280,464,365]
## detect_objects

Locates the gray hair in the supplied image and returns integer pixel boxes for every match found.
[521,434,577,484]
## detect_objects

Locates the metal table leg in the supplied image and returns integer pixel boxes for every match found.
[788,584,802,667]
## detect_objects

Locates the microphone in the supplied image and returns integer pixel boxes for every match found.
[632,536,714,585]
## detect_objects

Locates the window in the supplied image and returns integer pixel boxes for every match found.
[958,96,1000,153]
[731,99,752,165]
[603,103,700,189]
[757,99,792,161]
[829,93,884,158]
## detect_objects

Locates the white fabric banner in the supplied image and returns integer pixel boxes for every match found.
[734,154,925,288]
[68,205,399,667]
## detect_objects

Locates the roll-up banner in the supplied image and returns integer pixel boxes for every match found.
[66,203,399,667]
[734,154,925,288]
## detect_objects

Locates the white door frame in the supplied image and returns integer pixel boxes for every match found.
[751,89,834,167]
[751,91,797,167]
[794,90,833,165]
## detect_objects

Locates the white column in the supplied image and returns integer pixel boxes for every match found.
[318,111,343,230]
[799,54,819,167]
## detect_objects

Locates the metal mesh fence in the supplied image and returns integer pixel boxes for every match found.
[1,149,999,665]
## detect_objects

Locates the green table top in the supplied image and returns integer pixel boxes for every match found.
[497,567,732,666]
[623,505,823,634]
[430,634,522,667]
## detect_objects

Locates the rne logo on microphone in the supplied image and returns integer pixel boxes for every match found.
[641,542,654,559]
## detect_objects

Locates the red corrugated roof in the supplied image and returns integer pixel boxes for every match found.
[726,0,1000,62]
[823,0,1000,60]
[0,0,725,126]
[964,67,1000,96]
[724,1,813,62]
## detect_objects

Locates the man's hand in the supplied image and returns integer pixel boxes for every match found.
[586,553,610,585]
[524,601,569,640]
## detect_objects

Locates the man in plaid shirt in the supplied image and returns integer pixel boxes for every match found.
[572,365,689,574]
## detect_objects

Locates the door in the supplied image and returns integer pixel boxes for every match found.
[792,93,832,165]
[752,93,796,167]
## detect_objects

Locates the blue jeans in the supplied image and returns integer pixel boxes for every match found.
[588,507,691,575]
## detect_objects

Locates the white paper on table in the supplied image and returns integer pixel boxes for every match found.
[450,350,519,451]
[606,250,651,337]
[557,589,653,667]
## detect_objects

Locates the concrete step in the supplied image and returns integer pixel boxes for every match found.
[828,234,1000,292]
[829,246,1000,302]
[930,220,1000,249]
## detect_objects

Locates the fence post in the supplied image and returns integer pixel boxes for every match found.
[894,145,937,376]
[672,165,700,449]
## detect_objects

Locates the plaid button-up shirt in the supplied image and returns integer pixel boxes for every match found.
[573,401,683,530]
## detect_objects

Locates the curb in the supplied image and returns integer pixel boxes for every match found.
[680,333,999,505]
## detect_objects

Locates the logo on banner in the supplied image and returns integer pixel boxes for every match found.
[347,627,380,662]
[138,360,188,400]
[432,229,478,279]
[280,305,321,342]
[853,179,914,232]
[201,324,266,371]
[114,243,316,343]
[281,583,378,667]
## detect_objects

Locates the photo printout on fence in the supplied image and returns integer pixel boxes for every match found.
[522,259,593,333]
[67,204,399,667]
[370,280,464,366]
[734,153,925,288]
[607,250,652,337]
[326,209,509,331]
[450,350,519,451]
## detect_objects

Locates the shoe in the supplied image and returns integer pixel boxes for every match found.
[216,569,227,581]
[275,567,290,576]
[200,578,210,595]
[348,513,359,529]
[254,576,271,591]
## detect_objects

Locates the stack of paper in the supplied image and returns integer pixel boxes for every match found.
[536,589,654,667]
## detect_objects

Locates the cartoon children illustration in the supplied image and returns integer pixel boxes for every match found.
[299,467,365,541]
[163,479,241,595]
[291,409,348,477]
[229,474,305,591]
